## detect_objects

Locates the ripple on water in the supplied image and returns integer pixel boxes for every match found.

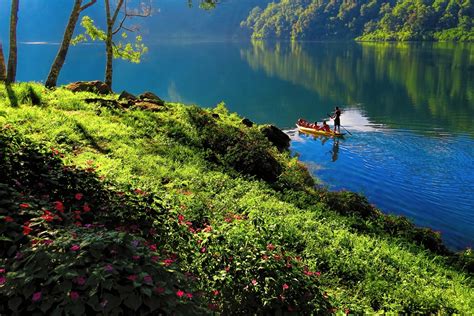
[290,125,474,250]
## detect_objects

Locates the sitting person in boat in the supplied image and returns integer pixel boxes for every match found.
[312,121,321,130]
[320,120,331,132]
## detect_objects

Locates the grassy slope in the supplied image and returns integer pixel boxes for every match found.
[0,82,473,314]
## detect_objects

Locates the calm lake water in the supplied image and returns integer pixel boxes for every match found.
[16,40,474,250]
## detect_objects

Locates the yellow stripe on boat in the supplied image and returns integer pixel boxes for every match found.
[296,124,346,137]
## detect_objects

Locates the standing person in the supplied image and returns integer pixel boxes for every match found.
[331,106,342,133]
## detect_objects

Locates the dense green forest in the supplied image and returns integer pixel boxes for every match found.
[241,0,474,41]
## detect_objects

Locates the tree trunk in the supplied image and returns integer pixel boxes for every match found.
[0,42,6,82]
[105,0,114,89]
[45,0,83,88]
[6,0,19,83]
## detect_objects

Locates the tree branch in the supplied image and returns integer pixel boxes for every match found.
[80,0,97,12]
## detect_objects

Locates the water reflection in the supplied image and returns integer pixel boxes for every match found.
[241,40,474,136]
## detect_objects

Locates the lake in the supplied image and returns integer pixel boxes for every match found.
[15,40,474,250]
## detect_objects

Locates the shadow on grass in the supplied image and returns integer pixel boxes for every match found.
[74,121,110,154]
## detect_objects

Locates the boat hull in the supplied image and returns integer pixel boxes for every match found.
[296,124,346,137]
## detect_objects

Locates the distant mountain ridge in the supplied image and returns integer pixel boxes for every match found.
[240,0,474,41]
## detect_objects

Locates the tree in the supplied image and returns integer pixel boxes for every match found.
[0,42,6,82]
[45,0,97,88]
[74,0,219,89]
[6,0,19,83]
[73,0,151,89]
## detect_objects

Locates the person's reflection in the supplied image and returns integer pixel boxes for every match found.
[331,138,339,162]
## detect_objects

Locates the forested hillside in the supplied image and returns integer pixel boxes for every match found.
[241,0,474,41]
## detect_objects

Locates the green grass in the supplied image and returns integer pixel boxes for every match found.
[0,82,473,314]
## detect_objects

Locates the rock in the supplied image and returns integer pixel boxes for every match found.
[241,118,254,127]
[118,90,137,102]
[134,101,162,112]
[66,81,112,95]
[260,125,291,152]
[138,91,164,106]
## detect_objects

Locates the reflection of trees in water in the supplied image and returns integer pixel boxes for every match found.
[240,40,474,134]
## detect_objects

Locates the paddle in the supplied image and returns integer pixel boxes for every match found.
[326,112,352,136]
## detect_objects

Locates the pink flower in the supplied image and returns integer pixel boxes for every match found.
[104,264,114,272]
[70,244,80,251]
[143,275,153,283]
[149,244,157,251]
[43,239,53,245]
[176,290,184,298]
[132,255,140,261]
[75,193,84,200]
[0,268,5,273]
[200,247,206,253]
[282,283,289,290]
[70,291,80,300]
[75,276,87,286]
[32,292,42,302]
[212,290,219,296]
[251,279,257,286]
[127,275,137,281]
[0,276,6,285]
[315,271,321,276]
[186,292,193,299]
[162,258,174,266]
[155,287,165,294]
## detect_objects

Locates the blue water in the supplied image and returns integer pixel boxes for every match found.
[11,40,474,250]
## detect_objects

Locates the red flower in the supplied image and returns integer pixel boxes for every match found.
[70,244,80,251]
[143,275,153,283]
[315,271,321,276]
[132,255,140,261]
[200,247,206,253]
[267,243,275,251]
[19,203,30,209]
[83,203,91,213]
[149,244,157,251]
[75,193,83,200]
[282,283,289,290]
[41,210,55,222]
[176,290,184,298]
[43,239,53,245]
[4,216,14,222]
[186,292,193,299]
[0,276,6,285]
[178,214,185,223]
[127,275,137,281]
[212,290,219,296]
[23,224,31,236]
[54,201,64,212]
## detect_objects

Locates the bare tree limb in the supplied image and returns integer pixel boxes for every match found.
[80,0,97,12]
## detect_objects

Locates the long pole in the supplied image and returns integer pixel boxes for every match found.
[326,113,352,135]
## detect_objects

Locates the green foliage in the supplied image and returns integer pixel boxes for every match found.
[241,0,474,41]
[0,83,473,314]
[72,16,148,63]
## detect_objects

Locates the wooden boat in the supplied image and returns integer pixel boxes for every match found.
[296,124,346,137]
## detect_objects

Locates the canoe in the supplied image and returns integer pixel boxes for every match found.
[296,124,346,137]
